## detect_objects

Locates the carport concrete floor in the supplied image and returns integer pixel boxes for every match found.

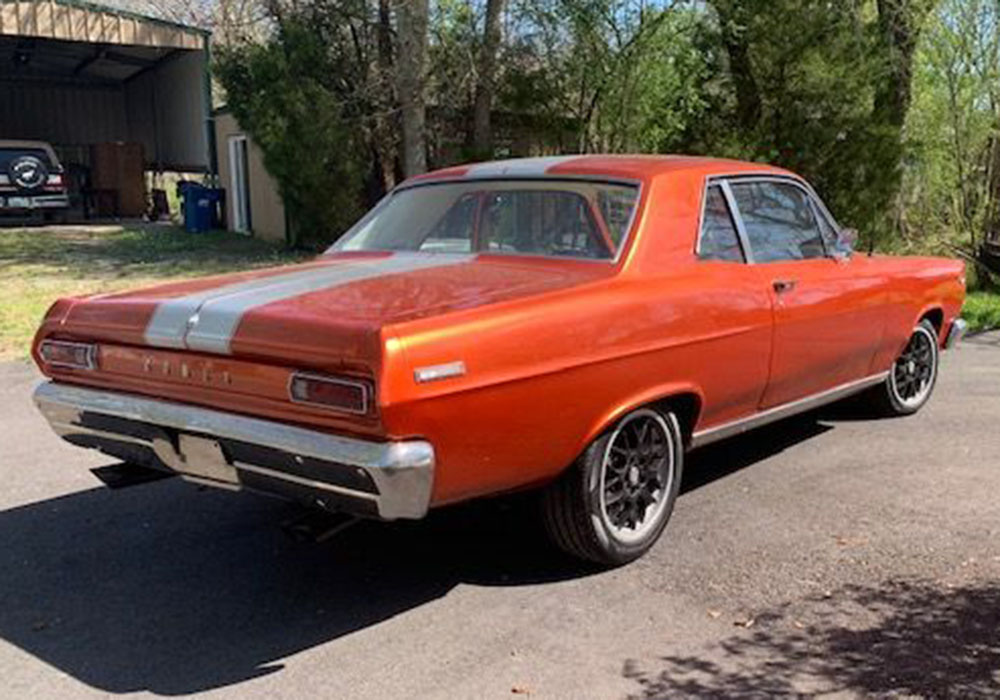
[0,334,998,699]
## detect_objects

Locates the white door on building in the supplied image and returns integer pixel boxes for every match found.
[228,135,251,233]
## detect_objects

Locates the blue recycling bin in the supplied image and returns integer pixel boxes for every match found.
[179,182,222,233]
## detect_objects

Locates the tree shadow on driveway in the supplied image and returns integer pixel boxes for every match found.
[623,579,1000,698]
[0,410,844,695]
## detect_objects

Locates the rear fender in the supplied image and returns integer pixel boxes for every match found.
[578,382,705,456]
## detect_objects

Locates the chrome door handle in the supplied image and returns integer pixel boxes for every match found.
[773,279,797,294]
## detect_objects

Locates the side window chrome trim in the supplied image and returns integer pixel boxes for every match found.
[695,180,751,263]
[720,180,754,264]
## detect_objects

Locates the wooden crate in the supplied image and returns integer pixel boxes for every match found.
[91,142,146,217]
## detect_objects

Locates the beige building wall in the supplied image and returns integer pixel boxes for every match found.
[214,111,287,243]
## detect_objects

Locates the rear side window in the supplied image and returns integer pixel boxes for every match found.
[698,185,744,262]
[0,148,53,169]
[729,181,826,263]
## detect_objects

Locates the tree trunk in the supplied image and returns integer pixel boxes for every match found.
[873,0,933,128]
[710,0,761,129]
[395,0,429,177]
[471,0,505,158]
[373,0,398,191]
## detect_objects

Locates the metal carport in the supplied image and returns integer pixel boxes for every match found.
[0,0,214,216]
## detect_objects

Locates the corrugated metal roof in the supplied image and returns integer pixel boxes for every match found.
[86,0,212,29]
[1,1,209,47]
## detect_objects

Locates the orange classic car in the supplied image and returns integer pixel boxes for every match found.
[32,156,967,564]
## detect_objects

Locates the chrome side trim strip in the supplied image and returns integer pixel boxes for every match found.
[33,382,434,519]
[690,372,889,449]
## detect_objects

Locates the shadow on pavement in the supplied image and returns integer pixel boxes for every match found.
[0,481,591,695]
[623,579,1000,698]
[0,409,845,695]
[683,414,833,493]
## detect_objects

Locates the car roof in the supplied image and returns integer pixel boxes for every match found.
[402,154,795,187]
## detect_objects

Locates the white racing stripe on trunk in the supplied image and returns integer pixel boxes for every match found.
[158,253,473,355]
[144,260,373,349]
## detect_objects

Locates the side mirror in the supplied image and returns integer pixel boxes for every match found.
[838,227,859,251]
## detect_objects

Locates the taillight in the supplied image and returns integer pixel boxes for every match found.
[289,373,371,415]
[44,173,64,190]
[39,340,98,370]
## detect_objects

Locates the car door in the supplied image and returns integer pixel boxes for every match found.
[726,178,886,409]
[687,181,774,428]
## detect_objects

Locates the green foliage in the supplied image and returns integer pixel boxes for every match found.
[682,1,906,246]
[902,0,1000,252]
[498,1,710,154]
[962,291,1000,332]
[215,20,365,250]
[214,0,998,258]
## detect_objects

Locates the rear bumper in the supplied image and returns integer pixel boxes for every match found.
[944,318,968,349]
[0,193,69,210]
[33,382,434,520]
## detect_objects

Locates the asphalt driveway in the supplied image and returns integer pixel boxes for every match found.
[0,334,998,699]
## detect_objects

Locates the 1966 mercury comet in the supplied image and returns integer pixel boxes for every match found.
[32,156,967,564]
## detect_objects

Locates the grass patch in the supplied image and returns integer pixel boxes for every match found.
[962,290,1000,333]
[0,224,307,361]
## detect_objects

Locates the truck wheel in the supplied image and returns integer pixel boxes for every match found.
[542,407,683,566]
[870,319,940,416]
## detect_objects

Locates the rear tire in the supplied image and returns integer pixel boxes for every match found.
[868,319,940,416]
[542,406,684,566]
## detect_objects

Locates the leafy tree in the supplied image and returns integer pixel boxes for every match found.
[215,20,365,249]
[215,0,997,258]
[671,0,939,247]
[903,0,1000,270]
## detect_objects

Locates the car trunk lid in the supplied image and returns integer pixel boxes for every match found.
[45,251,613,370]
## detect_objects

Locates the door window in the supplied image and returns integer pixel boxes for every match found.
[729,181,826,263]
[698,184,744,262]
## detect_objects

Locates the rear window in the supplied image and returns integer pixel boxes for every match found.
[0,148,54,169]
[333,180,639,261]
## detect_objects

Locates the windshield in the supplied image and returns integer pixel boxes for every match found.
[331,180,640,261]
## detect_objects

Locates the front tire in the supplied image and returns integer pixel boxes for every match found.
[542,406,684,566]
[870,319,940,416]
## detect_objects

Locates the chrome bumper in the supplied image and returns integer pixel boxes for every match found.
[944,318,968,349]
[0,194,69,209]
[33,382,434,520]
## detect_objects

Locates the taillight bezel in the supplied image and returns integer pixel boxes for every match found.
[288,372,372,416]
[39,340,98,370]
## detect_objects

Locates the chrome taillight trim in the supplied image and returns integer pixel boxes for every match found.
[39,340,98,370]
[287,372,372,416]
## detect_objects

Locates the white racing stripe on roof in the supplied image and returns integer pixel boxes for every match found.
[181,253,473,355]
[463,156,582,179]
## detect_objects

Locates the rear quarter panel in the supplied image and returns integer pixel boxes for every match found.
[379,171,773,506]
